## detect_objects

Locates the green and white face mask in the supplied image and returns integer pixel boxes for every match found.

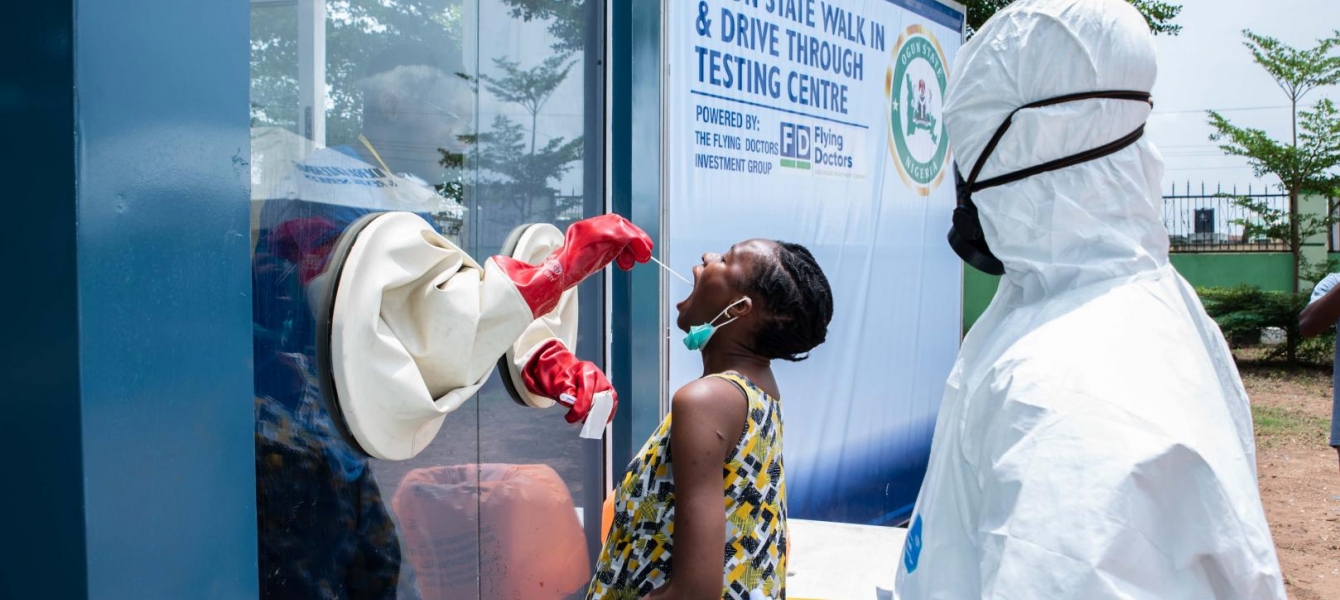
[683,297,747,351]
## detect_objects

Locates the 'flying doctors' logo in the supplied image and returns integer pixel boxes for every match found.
[886,26,950,196]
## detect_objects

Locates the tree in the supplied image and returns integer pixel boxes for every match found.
[250,0,465,147]
[1208,30,1340,294]
[481,56,578,160]
[251,0,587,240]
[964,0,1182,36]
[446,54,583,228]
[499,0,584,53]
[444,115,583,228]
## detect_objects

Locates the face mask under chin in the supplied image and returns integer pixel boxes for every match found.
[683,297,747,351]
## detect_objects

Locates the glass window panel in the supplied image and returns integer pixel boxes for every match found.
[249,0,600,597]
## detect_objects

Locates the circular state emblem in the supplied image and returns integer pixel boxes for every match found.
[886,25,950,196]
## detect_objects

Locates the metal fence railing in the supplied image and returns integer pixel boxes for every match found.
[1162,182,1290,253]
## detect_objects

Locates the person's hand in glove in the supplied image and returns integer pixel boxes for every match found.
[496,214,653,318]
[522,339,618,426]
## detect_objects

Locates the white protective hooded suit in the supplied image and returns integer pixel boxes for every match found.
[894,0,1286,598]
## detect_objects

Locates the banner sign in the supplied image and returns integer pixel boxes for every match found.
[664,0,965,525]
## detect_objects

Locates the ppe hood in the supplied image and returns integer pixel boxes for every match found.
[944,0,1168,300]
[896,2,1286,597]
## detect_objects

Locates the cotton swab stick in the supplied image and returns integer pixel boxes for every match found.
[649,255,693,286]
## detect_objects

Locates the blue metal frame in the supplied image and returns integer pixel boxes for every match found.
[1,3,86,598]
[609,0,634,474]
[2,0,258,597]
[583,0,611,559]
[609,0,667,472]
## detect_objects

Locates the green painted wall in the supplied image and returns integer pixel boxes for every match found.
[964,270,996,332]
[962,252,1297,332]
[1169,253,1293,291]
[963,267,1000,334]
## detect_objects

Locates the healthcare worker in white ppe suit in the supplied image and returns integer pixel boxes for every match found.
[894,0,1286,598]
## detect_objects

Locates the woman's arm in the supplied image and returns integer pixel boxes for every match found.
[646,377,748,600]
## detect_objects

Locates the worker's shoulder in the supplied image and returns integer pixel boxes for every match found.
[988,306,1233,406]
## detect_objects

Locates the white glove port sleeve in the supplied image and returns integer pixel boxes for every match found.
[329,212,535,460]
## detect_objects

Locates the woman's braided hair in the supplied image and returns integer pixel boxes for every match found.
[742,241,834,361]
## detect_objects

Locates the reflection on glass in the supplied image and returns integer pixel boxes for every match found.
[249,0,596,598]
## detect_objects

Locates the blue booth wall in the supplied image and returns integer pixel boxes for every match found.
[2,0,258,598]
[10,0,620,596]
[76,0,257,596]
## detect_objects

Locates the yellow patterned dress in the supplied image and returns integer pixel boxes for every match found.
[586,372,787,600]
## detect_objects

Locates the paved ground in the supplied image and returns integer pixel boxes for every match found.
[788,519,905,600]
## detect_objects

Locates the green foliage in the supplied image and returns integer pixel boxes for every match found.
[964,0,1181,37]
[1223,192,1295,247]
[1198,285,1336,366]
[1242,30,1340,106]
[480,55,579,159]
[456,52,584,225]
[1199,285,1297,345]
[1210,100,1340,196]
[500,0,584,53]
[1125,0,1182,35]
[1296,329,1338,366]
[1209,30,1340,183]
[250,7,300,130]
[250,0,580,143]
[456,116,583,193]
[1301,256,1340,288]
[1207,30,1340,294]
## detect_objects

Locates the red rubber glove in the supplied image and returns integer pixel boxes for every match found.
[496,215,653,318]
[522,339,618,425]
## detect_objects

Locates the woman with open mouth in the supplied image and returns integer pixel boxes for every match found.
[587,239,834,600]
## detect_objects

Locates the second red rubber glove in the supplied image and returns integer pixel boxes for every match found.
[522,339,618,426]
[495,214,653,318]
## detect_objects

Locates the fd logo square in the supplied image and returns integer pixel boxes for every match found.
[780,122,811,161]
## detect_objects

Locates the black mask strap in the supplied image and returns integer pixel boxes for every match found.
[949,90,1154,277]
[964,89,1152,184]
[963,90,1154,191]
